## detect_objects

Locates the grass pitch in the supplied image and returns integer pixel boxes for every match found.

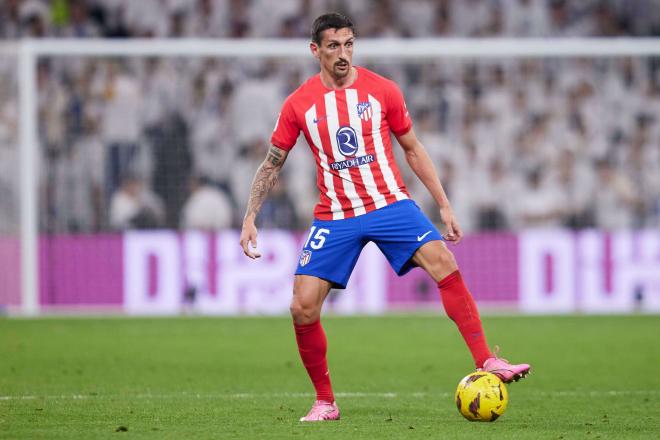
[1,315,659,439]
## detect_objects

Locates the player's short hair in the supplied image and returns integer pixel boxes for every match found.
[311,12,355,45]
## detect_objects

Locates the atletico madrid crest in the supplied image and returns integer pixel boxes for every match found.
[357,102,372,121]
[299,250,312,267]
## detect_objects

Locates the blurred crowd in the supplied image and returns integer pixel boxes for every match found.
[0,0,659,234]
[2,0,660,38]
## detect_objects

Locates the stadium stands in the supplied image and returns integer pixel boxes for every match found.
[0,0,658,233]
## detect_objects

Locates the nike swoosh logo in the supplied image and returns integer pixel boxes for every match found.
[313,115,328,124]
[417,231,432,241]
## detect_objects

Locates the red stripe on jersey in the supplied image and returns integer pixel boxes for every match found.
[358,89,399,206]
[317,96,355,218]
[336,90,376,210]
[303,130,334,220]
[388,143,410,198]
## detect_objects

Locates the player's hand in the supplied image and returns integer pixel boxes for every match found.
[239,221,261,259]
[439,205,463,244]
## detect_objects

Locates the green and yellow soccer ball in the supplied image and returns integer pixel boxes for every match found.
[455,371,508,422]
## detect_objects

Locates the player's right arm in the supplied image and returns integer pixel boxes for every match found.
[239,145,289,259]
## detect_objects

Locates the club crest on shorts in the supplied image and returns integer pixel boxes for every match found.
[357,101,372,121]
[299,250,312,267]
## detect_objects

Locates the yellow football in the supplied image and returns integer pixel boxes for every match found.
[455,371,508,422]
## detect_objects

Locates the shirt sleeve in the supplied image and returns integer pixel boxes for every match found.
[385,81,413,137]
[270,96,300,151]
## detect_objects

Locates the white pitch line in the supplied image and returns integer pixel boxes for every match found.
[0,392,404,401]
[0,390,659,402]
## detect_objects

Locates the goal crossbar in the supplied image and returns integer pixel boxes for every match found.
[13,37,660,58]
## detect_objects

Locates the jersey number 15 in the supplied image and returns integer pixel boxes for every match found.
[305,227,330,250]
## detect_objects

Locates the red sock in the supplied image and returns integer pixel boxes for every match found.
[293,320,334,403]
[438,270,493,368]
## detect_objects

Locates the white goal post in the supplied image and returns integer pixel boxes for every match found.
[11,37,660,316]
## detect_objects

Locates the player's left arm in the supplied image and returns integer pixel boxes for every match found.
[396,128,462,243]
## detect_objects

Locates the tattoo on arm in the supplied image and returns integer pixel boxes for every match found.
[267,148,284,166]
[244,146,287,221]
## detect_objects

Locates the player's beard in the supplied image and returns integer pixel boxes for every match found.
[333,59,351,79]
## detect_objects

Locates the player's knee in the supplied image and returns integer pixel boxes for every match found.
[433,247,458,279]
[442,248,458,269]
[289,299,320,325]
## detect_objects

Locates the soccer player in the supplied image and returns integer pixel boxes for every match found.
[239,12,530,422]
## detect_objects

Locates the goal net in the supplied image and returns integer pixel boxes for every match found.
[8,38,660,315]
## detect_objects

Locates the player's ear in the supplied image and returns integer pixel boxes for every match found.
[310,42,320,59]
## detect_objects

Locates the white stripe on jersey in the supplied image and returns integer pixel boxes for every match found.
[368,94,408,201]
[325,91,367,216]
[345,89,387,209]
[305,104,344,220]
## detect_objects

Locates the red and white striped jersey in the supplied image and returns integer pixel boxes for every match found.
[271,67,412,220]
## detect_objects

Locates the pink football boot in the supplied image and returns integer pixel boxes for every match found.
[299,400,340,422]
[482,348,531,383]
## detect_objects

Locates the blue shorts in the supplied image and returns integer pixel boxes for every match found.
[295,199,443,289]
